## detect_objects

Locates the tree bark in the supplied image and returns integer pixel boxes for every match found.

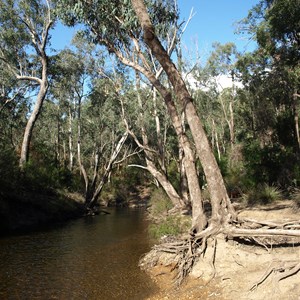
[135,71,185,208]
[94,7,206,228]
[130,0,235,225]
[140,68,206,225]
[87,131,128,209]
[17,8,52,171]
[68,104,74,170]
[19,69,49,169]
[292,91,300,151]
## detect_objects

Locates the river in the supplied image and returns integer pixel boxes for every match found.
[0,208,158,299]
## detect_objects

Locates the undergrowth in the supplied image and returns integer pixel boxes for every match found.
[147,187,191,239]
[242,184,283,206]
[149,215,191,239]
[291,188,300,211]
[147,188,173,216]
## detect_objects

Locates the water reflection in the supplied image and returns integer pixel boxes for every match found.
[0,208,157,299]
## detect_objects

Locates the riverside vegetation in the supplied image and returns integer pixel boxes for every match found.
[1,0,300,299]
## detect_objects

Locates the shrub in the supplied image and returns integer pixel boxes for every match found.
[148,188,173,216]
[259,184,282,203]
[148,215,191,239]
[147,188,192,239]
[0,148,19,190]
[291,189,300,211]
[167,160,180,192]
[242,184,282,206]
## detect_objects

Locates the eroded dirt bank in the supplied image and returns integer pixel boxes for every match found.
[144,200,300,300]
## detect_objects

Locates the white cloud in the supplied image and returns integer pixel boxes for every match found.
[185,73,243,92]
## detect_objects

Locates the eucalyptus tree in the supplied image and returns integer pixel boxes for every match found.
[95,60,185,208]
[236,0,300,185]
[0,63,27,149]
[55,0,209,228]
[206,43,240,151]
[120,70,187,208]
[52,40,130,210]
[191,42,245,174]
[54,0,300,285]
[81,78,131,211]
[238,0,300,145]
[0,64,28,187]
[0,0,54,170]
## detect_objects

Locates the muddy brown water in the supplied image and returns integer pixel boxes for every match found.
[0,208,158,299]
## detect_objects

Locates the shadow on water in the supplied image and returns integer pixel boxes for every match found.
[0,208,158,299]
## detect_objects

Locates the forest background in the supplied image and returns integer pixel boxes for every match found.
[0,0,300,234]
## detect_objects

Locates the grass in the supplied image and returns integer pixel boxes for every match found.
[147,188,174,217]
[242,184,283,206]
[148,215,191,239]
[147,187,191,239]
[291,188,300,211]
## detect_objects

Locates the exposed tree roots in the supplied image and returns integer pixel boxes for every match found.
[140,217,300,289]
[250,260,300,291]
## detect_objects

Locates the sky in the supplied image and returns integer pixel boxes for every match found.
[177,0,259,58]
[50,0,260,61]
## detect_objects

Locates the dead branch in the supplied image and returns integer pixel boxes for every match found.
[238,217,300,229]
[228,226,300,238]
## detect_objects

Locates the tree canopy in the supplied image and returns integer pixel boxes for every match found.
[1,0,300,289]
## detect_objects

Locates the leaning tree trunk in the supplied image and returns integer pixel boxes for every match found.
[134,66,206,226]
[134,70,186,209]
[86,131,128,210]
[19,57,49,170]
[97,8,206,227]
[131,0,235,226]
[131,1,300,288]
[146,157,185,207]
[17,7,52,171]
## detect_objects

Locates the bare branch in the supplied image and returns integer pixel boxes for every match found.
[127,164,149,170]
[0,85,29,113]
[16,75,42,84]
[114,148,143,165]
[228,226,300,238]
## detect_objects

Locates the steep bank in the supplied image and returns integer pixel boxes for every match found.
[0,189,84,234]
[142,200,300,300]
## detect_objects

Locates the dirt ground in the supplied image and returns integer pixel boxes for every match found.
[145,200,300,300]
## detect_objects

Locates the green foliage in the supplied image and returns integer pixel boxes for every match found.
[242,184,283,206]
[147,188,192,238]
[166,160,180,193]
[224,166,247,199]
[0,0,54,69]
[148,215,191,239]
[0,146,19,190]
[232,0,300,192]
[20,157,81,193]
[148,188,173,216]
[206,42,238,76]
[100,163,146,206]
[55,0,179,48]
[242,141,300,187]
